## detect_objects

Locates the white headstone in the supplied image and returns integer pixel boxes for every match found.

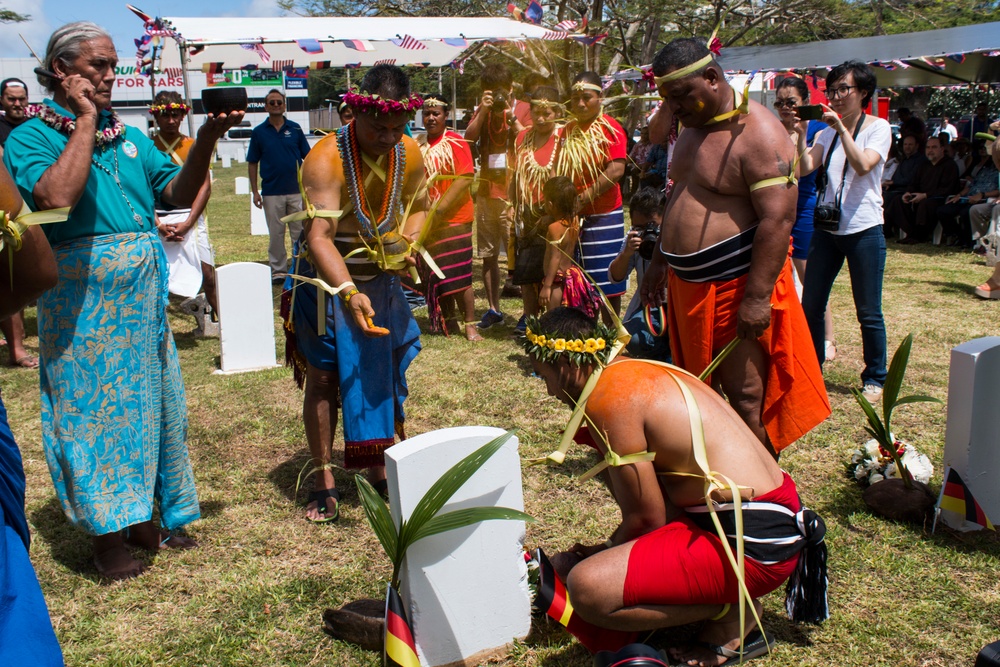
[235,176,250,194]
[213,262,280,374]
[221,154,233,169]
[250,199,268,236]
[386,426,531,667]
[941,336,1000,530]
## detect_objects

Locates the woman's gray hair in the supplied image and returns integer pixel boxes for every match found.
[38,22,113,93]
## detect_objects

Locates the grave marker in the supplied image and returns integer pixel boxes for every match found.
[235,176,250,195]
[214,262,280,374]
[386,426,531,667]
[250,199,268,236]
[941,336,1000,530]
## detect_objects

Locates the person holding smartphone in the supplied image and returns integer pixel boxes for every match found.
[774,76,837,360]
[793,61,893,403]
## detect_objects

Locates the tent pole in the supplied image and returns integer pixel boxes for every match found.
[180,41,195,137]
[438,67,443,94]
[452,68,457,132]
[346,68,351,89]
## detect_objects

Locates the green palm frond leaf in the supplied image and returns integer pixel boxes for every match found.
[355,474,399,562]
[397,431,515,556]
[852,387,887,441]
[882,333,914,423]
[893,394,943,408]
[410,507,535,545]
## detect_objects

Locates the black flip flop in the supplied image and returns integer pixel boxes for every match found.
[306,488,340,524]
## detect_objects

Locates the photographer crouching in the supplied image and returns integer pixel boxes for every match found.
[608,187,670,360]
[793,60,893,404]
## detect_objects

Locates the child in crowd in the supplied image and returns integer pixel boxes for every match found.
[608,187,671,360]
[538,177,601,317]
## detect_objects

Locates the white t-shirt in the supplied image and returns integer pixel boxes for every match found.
[814,116,893,235]
[941,122,958,140]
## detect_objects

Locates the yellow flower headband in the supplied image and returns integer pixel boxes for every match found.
[149,102,191,115]
[423,98,448,108]
[523,315,614,367]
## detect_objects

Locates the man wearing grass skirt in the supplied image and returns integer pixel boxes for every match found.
[525,307,829,664]
[282,65,427,523]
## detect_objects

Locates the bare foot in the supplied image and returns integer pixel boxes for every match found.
[124,520,199,551]
[93,534,146,581]
[465,324,483,342]
[669,599,768,667]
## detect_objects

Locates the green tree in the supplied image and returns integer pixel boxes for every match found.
[0,6,29,22]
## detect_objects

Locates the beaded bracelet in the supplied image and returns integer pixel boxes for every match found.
[340,283,360,303]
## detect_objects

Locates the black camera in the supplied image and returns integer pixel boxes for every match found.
[637,224,660,260]
[492,91,507,110]
[813,203,841,232]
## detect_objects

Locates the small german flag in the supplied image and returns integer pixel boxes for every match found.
[385,585,420,667]
[534,548,637,652]
[310,61,331,70]
[201,62,223,74]
[939,466,994,530]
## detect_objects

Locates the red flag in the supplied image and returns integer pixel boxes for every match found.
[385,586,419,667]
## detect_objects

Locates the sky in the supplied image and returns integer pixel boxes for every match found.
[0,0,286,58]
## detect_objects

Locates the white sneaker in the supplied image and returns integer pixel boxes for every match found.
[862,383,883,403]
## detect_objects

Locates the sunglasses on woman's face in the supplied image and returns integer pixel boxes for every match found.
[267,99,285,107]
[773,99,799,109]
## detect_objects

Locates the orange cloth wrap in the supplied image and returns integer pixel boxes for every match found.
[666,259,830,452]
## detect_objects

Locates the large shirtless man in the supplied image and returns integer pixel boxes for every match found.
[641,38,829,456]
[283,65,427,522]
[525,307,828,665]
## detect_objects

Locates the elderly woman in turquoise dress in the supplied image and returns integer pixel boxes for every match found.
[3,22,243,580]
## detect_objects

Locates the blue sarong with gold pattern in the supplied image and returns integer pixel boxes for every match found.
[37,230,199,536]
[283,240,421,469]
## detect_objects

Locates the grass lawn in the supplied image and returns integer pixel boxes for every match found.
[2,164,999,666]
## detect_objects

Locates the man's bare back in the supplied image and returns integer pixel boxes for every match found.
[662,98,796,255]
[586,358,784,509]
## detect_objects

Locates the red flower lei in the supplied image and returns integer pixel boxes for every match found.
[342,89,423,116]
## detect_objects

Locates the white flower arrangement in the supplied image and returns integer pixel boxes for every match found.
[847,437,934,487]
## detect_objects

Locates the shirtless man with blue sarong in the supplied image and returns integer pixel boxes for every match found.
[282,65,427,523]
[3,22,243,580]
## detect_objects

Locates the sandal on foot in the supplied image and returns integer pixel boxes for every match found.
[306,488,340,524]
[10,355,39,369]
[686,629,774,667]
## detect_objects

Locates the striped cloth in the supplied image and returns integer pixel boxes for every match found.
[420,220,474,334]
[576,208,627,297]
[662,225,758,283]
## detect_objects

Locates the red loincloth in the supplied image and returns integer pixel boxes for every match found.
[666,259,830,452]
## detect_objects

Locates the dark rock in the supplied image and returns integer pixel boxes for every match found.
[322,598,384,650]
[862,478,936,525]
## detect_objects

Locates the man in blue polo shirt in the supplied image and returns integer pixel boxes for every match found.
[247,89,311,282]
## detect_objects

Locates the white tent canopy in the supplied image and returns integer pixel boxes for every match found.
[156,16,553,70]
[718,21,1000,87]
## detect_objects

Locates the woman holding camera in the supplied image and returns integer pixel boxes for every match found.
[775,76,837,360]
[794,61,893,402]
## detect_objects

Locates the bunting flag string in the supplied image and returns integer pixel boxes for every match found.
[295,38,323,54]
[343,39,375,52]
[392,35,428,50]
[239,41,271,64]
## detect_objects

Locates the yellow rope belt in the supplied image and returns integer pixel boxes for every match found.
[0,205,71,284]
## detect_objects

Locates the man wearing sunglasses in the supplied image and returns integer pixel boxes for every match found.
[247,89,311,283]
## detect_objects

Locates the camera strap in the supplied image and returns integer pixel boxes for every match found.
[822,112,865,209]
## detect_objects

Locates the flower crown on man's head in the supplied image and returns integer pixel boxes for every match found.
[342,89,423,116]
[522,315,616,367]
[149,102,191,115]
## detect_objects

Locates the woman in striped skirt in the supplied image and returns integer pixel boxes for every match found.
[418,94,481,340]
